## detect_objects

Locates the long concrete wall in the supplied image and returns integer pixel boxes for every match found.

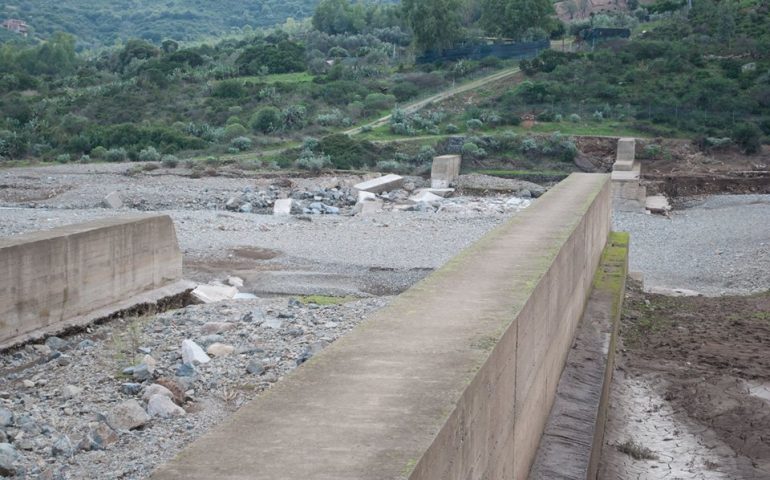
[0,215,183,347]
[152,173,611,480]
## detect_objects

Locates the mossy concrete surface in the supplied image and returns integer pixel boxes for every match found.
[529,231,629,480]
[152,173,611,480]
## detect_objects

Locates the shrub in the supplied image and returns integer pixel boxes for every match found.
[212,79,245,98]
[231,136,253,151]
[642,144,663,159]
[55,153,71,163]
[466,119,484,131]
[316,109,344,126]
[251,107,281,133]
[521,137,538,153]
[732,123,762,154]
[318,134,378,169]
[79,154,91,163]
[569,113,581,123]
[445,124,459,134]
[105,147,128,162]
[295,148,331,172]
[415,145,436,164]
[138,146,161,162]
[592,111,604,121]
[282,105,307,130]
[90,146,108,159]
[161,155,179,168]
[224,123,248,140]
[363,93,396,115]
[461,142,486,159]
[391,82,420,102]
[375,160,406,173]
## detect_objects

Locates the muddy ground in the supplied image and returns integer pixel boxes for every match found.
[600,282,770,479]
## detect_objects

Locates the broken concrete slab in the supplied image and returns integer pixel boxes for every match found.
[431,155,462,189]
[409,191,443,203]
[353,174,403,194]
[273,199,293,216]
[191,285,238,304]
[355,199,384,216]
[645,195,671,214]
[102,191,123,209]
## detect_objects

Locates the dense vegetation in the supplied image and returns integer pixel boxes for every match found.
[508,0,770,151]
[2,0,395,50]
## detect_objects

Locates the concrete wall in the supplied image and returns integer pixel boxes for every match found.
[0,215,182,346]
[152,173,611,480]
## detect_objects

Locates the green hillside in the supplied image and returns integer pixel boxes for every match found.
[1,0,389,48]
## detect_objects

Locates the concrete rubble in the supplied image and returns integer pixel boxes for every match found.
[102,191,123,209]
[353,174,404,194]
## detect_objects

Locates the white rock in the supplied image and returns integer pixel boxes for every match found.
[181,339,210,365]
[226,276,244,287]
[147,394,185,418]
[273,199,293,215]
[357,191,376,203]
[61,385,82,400]
[191,284,238,304]
[22,379,34,388]
[142,384,174,402]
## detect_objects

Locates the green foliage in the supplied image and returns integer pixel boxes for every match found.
[251,107,282,133]
[295,148,331,172]
[481,0,555,41]
[230,136,253,151]
[224,123,248,140]
[161,154,179,168]
[236,39,305,75]
[732,123,762,154]
[105,148,128,162]
[212,80,246,99]
[402,0,464,52]
[138,146,161,162]
[312,0,366,35]
[317,133,378,169]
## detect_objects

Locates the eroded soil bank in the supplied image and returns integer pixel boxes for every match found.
[600,283,770,479]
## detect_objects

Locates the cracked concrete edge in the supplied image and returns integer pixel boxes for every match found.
[529,231,629,480]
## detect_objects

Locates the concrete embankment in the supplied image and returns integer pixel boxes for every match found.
[152,173,611,480]
[0,214,185,348]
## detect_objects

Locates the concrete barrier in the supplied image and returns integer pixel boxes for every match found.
[0,215,184,348]
[152,173,611,480]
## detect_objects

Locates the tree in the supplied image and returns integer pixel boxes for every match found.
[312,0,366,35]
[402,0,464,52]
[481,0,555,40]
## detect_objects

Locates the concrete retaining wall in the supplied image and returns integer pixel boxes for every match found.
[0,215,183,347]
[152,173,611,480]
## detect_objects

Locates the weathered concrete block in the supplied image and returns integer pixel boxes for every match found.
[272,199,293,216]
[431,155,462,189]
[353,174,404,194]
[615,137,636,163]
[102,191,123,209]
[409,190,443,203]
[0,215,183,348]
[645,195,671,214]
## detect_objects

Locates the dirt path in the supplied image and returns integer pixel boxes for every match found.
[343,66,522,135]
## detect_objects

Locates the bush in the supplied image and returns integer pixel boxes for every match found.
[363,93,396,115]
[223,123,248,140]
[318,134,379,169]
[732,123,762,154]
[138,146,161,162]
[90,146,108,159]
[466,119,484,131]
[282,105,307,130]
[642,144,663,159]
[212,79,245,98]
[251,107,281,133]
[105,147,128,162]
[55,153,71,163]
[461,142,486,159]
[391,82,420,102]
[375,160,406,173]
[230,136,253,151]
[445,124,459,134]
[161,155,179,168]
[295,148,331,173]
[79,154,91,163]
[569,114,581,123]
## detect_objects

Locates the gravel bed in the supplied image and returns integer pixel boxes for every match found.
[0,297,390,479]
[613,194,770,296]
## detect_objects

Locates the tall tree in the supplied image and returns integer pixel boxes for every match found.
[402,0,464,52]
[481,0,555,40]
[312,0,366,35]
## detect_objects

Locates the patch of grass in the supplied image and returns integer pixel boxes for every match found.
[296,295,357,306]
[616,439,658,461]
[238,72,314,84]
